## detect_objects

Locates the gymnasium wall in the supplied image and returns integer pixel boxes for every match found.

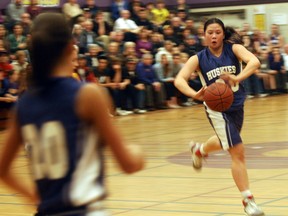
[190,2,288,43]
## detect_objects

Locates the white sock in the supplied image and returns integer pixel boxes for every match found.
[200,144,206,155]
[241,190,252,199]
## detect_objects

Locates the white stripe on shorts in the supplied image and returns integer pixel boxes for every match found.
[204,102,233,150]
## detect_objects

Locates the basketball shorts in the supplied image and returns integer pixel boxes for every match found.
[204,102,244,150]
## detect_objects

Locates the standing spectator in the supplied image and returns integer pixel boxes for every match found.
[6,23,27,57]
[254,31,270,55]
[81,0,99,19]
[26,0,42,20]
[269,24,284,50]
[111,0,129,21]
[136,53,166,110]
[151,0,169,29]
[6,0,26,32]
[62,0,83,26]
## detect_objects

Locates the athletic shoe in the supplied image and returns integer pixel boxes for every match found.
[243,196,265,216]
[189,141,207,169]
[134,109,147,114]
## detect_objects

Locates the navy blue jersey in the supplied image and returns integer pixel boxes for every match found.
[16,77,106,215]
[197,43,246,111]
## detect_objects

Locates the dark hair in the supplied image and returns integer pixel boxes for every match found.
[204,18,242,45]
[29,12,72,87]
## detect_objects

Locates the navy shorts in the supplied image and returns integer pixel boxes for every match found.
[204,102,244,150]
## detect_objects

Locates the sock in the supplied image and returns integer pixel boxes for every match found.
[200,144,206,155]
[241,190,253,199]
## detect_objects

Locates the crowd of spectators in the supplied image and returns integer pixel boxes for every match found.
[0,0,287,117]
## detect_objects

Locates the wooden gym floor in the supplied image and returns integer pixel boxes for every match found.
[0,94,288,216]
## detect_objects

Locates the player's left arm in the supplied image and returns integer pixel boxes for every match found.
[232,44,261,82]
[0,112,39,203]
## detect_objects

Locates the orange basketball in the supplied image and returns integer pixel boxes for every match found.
[203,82,234,112]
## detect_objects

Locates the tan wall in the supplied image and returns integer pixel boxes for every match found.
[190,2,288,44]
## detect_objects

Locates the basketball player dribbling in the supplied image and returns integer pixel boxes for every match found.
[0,13,144,216]
[174,18,265,216]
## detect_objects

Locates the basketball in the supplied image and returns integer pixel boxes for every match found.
[203,82,234,112]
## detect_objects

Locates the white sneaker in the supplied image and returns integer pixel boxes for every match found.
[243,196,265,216]
[189,141,206,170]
[134,109,147,114]
[116,108,130,116]
[247,95,255,99]
[258,93,268,98]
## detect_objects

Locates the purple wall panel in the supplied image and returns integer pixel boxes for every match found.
[1,0,288,10]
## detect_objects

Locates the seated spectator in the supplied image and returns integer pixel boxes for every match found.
[155,40,174,63]
[0,11,4,24]
[72,24,83,49]
[6,0,26,32]
[81,0,99,19]
[151,0,169,29]
[136,28,152,58]
[93,11,112,50]
[106,57,133,116]
[129,0,143,20]
[106,41,123,61]
[0,51,13,77]
[153,54,180,108]
[3,70,19,109]
[136,53,166,110]
[150,32,164,56]
[174,0,189,14]
[109,30,125,52]
[76,54,97,83]
[19,13,32,36]
[6,23,27,57]
[181,35,202,56]
[134,8,154,32]
[85,43,102,69]
[79,20,101,54]
[62,0,83,26]
[26,0,42,20]
[0,68,11,109]
[11,50,28,73]
[162,25,181,46]
[269,47,287,93]
[256,52,277,94]
[123,41,137,59]
[111,0,129,21]
[113,10,142,42]
[123,57,146,113]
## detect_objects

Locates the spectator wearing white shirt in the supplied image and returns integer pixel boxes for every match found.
[62,0,83,26]
[113,10,142,42]
[282,44,288,89]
